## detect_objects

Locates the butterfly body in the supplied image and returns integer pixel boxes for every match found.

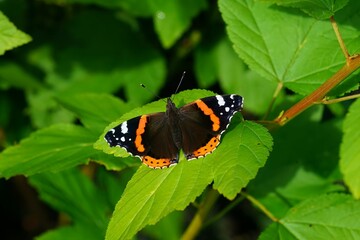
[105,94,243,169]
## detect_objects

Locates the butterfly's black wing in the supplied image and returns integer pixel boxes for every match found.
[105,113,179,168]
[179,94,243,159]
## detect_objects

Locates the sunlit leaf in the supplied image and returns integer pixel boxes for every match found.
[340,98,360,199]
[0,11,31,55]
[0,124,98,178]
[260,194,360,239]
[218,0,360,96]
[153,0,207,48]
[262,0,349,19]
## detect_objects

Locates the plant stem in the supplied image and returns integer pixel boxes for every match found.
[275,16,360,125]
[315,93,360,104]
[181,189,219,240]
[275,55,360,125]
[203,194,245,228]
[263,82,283,120]
[330,16,350,59]
[241,192,278,222]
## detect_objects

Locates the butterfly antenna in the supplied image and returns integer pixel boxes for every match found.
[140,84,166,102]
[174,71,186,95]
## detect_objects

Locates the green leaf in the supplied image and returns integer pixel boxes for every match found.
[29,168,109,233]
[30,168,111,240]
[153,0,207,48]
[115,0,156,16]
[44,0,154,16]
[0,61,43,90]
[93,154,139,171]
[26,90,75,128]
[226,70,280,116]
[56,93,133,133]
[263,0,349,19]
[59,0,125,9]
[195,36,279,115]
[64,10,165,104]
[95,167,136,207]
[218,0,360,96]
[143,211,182,240]
[36,224,101,240]
[259,194,360,239]
[248,104,343,217]
[28,9,166,105]
[212,121,273,200]
[340,98,360,199]
[105,159,213,240]
[0,11,31,55]
[194,39,220,88]
[0,124,98,178]
[329,70,360,97]
[276,167,343,203]
[216,38,279,115]
[27,45,55,74]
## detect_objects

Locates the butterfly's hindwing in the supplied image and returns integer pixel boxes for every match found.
[179,102,218,158]
[140,113,180,163]
[105,112,180,168]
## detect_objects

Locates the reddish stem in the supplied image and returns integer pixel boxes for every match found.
[276,56,360,125]
[275,16,360,125]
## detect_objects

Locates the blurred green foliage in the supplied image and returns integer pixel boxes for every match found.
[0,0,360,239]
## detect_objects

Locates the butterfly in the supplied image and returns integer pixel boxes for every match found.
[105,94,243,169]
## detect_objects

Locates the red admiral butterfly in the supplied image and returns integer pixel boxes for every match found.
[105,94,243,169]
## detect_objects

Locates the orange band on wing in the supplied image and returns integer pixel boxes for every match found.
[142,156,177,168]
[191,136,220,158]
[195,100,220,131]
[134,115,147,152]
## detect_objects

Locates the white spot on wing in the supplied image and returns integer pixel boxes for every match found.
[121,122,128,134]
[225,107,230,112]
[216,95,225,106]
[121,137,125,142]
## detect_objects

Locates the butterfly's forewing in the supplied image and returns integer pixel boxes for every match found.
[105,116,144,156]
[200,94,243,133]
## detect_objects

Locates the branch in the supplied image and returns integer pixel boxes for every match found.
[275,16,360,125]
[203,194,245,228]
[330,16,350,60]
[181,189,219,240]
[242,192,278,222]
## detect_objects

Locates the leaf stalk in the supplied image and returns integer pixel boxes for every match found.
[181,189,219,240]
[241,192,278,222]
